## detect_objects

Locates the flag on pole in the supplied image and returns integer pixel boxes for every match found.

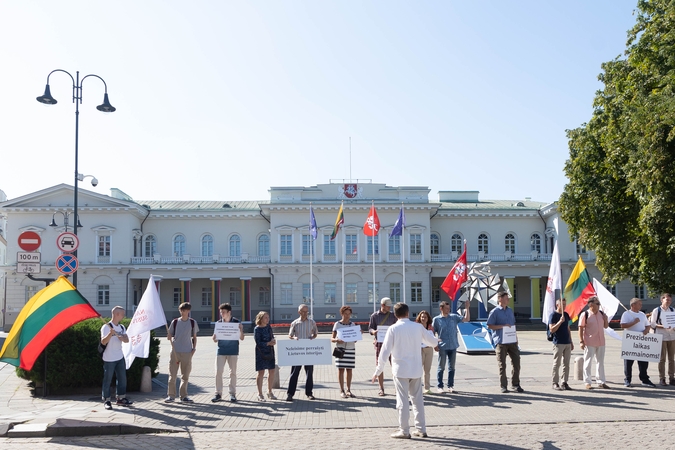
[363,204,380,236]
[390,206,405,237]
[542,242,561,325]
[309,206,318,240]
[0,276,100,370]
[441,242,467,301]
[564,257,596,322]
[122,275,168,369]
[592,278,623,340]
[330,203,344,240]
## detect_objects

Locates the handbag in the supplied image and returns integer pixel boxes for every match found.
[258,347,275,361]
[333,346,346,358]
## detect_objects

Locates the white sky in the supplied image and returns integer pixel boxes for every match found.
[0,1,638,203]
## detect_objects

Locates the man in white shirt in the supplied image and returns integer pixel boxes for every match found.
[650,293,675,386]
[100,306,132,410]
[372,302,439,439]
[620,298,655,387]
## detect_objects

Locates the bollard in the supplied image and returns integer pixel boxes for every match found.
[140,366,153,392]
[574,356,584,381]
[273,365,281,389]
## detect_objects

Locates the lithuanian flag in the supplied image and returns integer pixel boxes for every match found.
[563,257,596,322]
[0,276,100,370]
[330,203,344,241]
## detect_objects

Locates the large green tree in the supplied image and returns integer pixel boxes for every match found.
[560,0,675,293]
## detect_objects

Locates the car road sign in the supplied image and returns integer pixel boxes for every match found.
[18,231,41,252]
[17,262,41,274]
[57,232,79,252]
[56,254,79,275]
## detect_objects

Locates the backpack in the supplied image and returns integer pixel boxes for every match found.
[98,322,125,358]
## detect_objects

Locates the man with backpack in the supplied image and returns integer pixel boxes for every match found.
[548,299,573,391]
[165,302,199,403]
[650,293,675,386]
[100,306,133,410]
[579,296,609,389]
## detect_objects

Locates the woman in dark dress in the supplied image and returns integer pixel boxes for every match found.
[254,311,276,401]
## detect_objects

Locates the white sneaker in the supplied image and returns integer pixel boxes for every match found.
[411,430,428,438]
[164,396,175,403]
[423,389,432,395]
[435,387,444,394]
[391,430,411,439]
[445,387,455,393]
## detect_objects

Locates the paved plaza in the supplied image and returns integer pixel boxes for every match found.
[1,330,675,449]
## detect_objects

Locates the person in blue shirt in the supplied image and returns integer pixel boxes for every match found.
[487,292,523,393]
[548,299,573,391]
[432,300,469,393]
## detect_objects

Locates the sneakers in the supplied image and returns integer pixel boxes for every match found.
[180,397,194,403]
[391,430,411,439]
[624,381,632,387]
[513,386,524,393]
[423,389,432,395]
[164,396,175,403]
[445,387,455,393]
[116,397,133,407]
[211,394,222,403]
[435,387,444,394]
[230,395,237,402]
[642,380,656,388]
[552,383,562,391]
[267,392,277,400]
[285,395,293,402]
[411,430,428,438]
[500,387,508,393]
[104,400,113,410]
[561,383,572,391]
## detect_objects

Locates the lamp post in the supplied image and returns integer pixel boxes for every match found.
[37,70,116,287]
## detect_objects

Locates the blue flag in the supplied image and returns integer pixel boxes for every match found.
[309,206,318,240]
[390,206,405,237]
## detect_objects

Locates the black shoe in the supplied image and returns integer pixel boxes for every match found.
[230,395,237,402]
[670,379,675,386]
[286,396,293,402]
[513,386,524,393]
[116,397,133,407]
[500,387,508,393]
[211,394,222,403]
[561,383,572,391]
[104,400,113,410]
[307,395,315,400]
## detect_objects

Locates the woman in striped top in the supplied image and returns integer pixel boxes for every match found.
[332,305,359,398]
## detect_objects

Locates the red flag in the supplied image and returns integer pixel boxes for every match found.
[363,204,380,236]
[441,243,467,301]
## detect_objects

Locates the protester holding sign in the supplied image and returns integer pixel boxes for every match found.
[579,296,609,389]
[369,297,397,396]
[650,293,675,386]
[212,303,244,403]
[620,298,655,387]
[286,304,318,401]
[332,305,360,398]
[549,299,573,391]
[487,292,523,393]
[432,301,469,394]
[254,311,276,401]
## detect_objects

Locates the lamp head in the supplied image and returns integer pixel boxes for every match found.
[36,84,57,105]
[96,93,116,113]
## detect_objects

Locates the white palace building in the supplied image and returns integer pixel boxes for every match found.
[0,181,652,330]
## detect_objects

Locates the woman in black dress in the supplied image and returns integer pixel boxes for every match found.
[254,311,276,401]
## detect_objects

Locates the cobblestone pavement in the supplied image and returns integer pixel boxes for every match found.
[1,330,674,448]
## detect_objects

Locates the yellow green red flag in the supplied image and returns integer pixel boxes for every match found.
[563,257,596,322]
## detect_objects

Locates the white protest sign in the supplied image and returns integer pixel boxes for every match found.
[502,325,517,344]
[376,325,390,343]
[277,339,333,366]
[336,326,362,342]
[422,329,436,348]
[621,330,662,362]
[662,311,675,329]
[214,321,241,341]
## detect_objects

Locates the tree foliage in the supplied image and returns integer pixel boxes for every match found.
[560,0,675,293]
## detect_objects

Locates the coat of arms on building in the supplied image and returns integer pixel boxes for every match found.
[338,183,362,199]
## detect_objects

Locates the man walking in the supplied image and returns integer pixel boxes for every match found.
[579,296,609,389]
[100,306,133,410]
[372,302,439,439]
[166,302,199,403]
[212,303,244,402]
[432,300,469,393]
[549,299,573,391]
[368,297,397,396]
[621,298,655,387]
[487,292,523,393]
[287,303,318,401]
[650,293,675,386]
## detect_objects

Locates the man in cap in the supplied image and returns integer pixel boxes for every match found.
[369,297,397,396]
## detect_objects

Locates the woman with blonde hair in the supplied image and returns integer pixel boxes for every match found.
[254,311,276,401]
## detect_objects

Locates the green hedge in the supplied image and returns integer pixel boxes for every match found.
[16,318,160,394]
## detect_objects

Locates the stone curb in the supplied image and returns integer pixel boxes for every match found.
[5,419,182,438]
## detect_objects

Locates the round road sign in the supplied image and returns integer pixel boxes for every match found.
[57,232,79,253]
[18,231,41,252]
[56,254,79,275]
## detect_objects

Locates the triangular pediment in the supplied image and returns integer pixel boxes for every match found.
[0,184,146,212]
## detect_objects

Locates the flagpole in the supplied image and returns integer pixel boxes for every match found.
[341,202,345,307]
[402,203,406,303]
[309,203,314,319]
[372,201,377,315]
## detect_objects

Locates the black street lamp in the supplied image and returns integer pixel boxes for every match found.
[37,70,116,287]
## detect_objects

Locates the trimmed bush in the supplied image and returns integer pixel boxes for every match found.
[16,318,160,394]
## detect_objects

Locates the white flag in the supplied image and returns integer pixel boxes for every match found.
[122,275,168,369]
[542,241,561,325]
[592,278,623,341]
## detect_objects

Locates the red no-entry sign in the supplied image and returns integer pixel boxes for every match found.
[18,231,41,252]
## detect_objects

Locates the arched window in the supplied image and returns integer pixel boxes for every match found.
[505,233,516,253]
[201,235,213,257]
[144,235,156,257]
[258,235,270,257]
[430,233,440,255]
[173,234,186,257]
[478,233,489,253]
[451,233,463,253]
[230,234,241,257]
[530,233,541,253]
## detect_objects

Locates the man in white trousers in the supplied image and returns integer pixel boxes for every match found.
[372,302,439,439]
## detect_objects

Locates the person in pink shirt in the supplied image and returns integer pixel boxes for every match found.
[579,296,609,389]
